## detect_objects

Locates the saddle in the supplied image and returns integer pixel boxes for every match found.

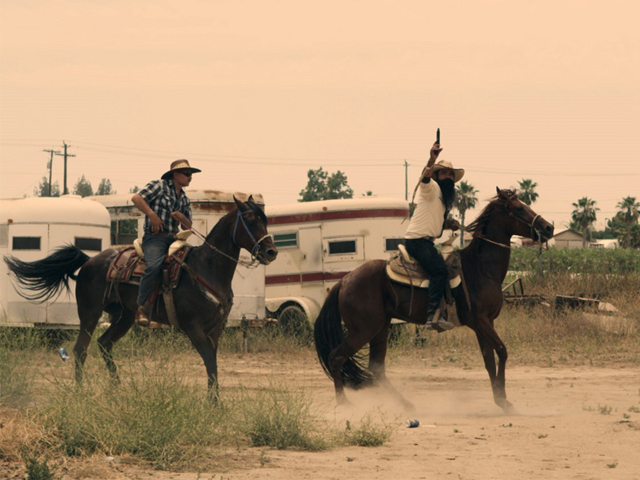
[386,236,462,289]
[386,235,469,327]
[106,235,191,288]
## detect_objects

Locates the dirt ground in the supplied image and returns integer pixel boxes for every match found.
[4,350,640,480]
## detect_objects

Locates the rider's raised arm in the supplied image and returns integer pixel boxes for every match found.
[420,141,443,183]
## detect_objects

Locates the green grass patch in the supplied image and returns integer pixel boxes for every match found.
[343,413,394,447]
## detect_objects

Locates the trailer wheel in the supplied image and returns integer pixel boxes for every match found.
[278,305,312,340]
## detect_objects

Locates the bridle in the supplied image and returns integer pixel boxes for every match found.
[472,203,543,250]
[232,208,273,264]
[183,208,272,268]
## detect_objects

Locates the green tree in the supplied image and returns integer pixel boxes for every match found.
[34,177,60,197]
[96,178,116,195]
[73,175,94,197]
[516,178,539,205]
[129,185,140,193]
[615,196,640,248]
[298,167,354,202]
[454,180,478,247]
[571,197,599,242]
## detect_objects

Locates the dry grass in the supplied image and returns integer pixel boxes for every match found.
[1,271,639,477]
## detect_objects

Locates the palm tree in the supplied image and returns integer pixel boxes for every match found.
[571,197,599,243]
[616,196,640,248]
[516,178,539,206]
[454,181,478,247]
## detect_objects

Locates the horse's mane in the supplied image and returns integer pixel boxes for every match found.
[465,189,516,235]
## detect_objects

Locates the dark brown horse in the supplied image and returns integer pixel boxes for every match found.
[5,196,277,394]
[314,188,554,412]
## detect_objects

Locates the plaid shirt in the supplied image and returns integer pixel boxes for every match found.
[137,179,192,235]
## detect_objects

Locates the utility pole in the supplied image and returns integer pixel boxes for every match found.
[55,141,76,195]
[42,149,60,197]
[404,160,409,201]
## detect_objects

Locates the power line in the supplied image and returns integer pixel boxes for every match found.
[3,139,640,176]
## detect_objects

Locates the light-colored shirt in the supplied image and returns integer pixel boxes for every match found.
[404,180,447,239]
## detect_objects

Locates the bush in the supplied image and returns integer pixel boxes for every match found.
[233,382,330,451]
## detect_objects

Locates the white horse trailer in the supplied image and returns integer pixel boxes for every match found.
[0,196,111,329]
[264,197,410,328]
[89,190,268,327]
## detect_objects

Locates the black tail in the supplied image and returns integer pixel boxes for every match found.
[314,283,375,389]
[4,245,90,303]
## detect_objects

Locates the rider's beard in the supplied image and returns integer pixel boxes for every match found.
[436,177,455,210]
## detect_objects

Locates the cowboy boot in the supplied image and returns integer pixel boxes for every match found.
[425,281,454,331]
[425,309,454,331]
[135,303,152,327]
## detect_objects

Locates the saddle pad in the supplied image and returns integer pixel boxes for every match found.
[106,245,190,288]
[386,251,462,289]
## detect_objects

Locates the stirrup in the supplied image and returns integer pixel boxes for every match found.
[425,310,454,331]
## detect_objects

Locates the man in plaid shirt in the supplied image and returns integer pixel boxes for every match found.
[131,159,201,325]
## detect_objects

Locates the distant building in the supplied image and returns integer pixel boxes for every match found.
[553,229,587,249]
[590,239,619,249]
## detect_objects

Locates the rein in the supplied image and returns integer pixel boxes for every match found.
[471,213,544,250]
[183,209,271,269]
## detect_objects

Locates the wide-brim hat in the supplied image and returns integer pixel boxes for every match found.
[161,159,202,180]
[432,160,464,183]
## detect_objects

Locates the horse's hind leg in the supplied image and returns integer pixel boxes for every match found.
[73,304,104,384]
[97,306,135,382]
[475,318,513,413]
[368,325,415,411]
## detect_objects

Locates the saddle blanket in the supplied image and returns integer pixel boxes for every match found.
[106,245,190,288]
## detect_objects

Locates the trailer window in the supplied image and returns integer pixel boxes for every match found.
[0,224,7,247]
[75,237,102,252]
[12,236,41,250]
[385,238,405,251]
[328,239,357,255]
[273,232,298,248]
[111,219,138,245]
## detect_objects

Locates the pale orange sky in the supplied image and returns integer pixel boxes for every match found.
[1,0,638,229]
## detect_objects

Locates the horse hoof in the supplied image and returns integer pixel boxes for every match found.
[501,400,515,414]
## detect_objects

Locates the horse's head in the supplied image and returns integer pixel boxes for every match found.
[232,195,278,265]
[496,187,554,242]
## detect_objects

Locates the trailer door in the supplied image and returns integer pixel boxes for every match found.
[298,226,323,273]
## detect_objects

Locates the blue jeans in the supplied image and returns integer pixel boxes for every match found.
[137,234,175,306]
[404,237,448,315]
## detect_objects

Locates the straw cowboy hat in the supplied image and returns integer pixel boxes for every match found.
[161,159,202,180]
[431,160,464,183]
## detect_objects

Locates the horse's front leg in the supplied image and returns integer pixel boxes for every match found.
[185,326,220,397]
[475,320,513,413]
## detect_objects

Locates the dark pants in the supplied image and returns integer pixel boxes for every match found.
[404,237,448,315]
[137,234,175,306]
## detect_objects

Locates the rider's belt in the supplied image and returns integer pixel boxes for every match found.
[146,232,176,239]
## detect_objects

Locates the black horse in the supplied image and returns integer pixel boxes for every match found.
[5,196,277,394]
[314,188,554,412]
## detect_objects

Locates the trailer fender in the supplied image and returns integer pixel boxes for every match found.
[265,297,321,324]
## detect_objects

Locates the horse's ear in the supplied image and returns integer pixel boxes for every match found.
[248,195,254,204]
[233,195,243,209]
[496,186,502,196]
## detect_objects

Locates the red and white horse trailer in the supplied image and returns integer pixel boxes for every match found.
[264,197,410,329]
